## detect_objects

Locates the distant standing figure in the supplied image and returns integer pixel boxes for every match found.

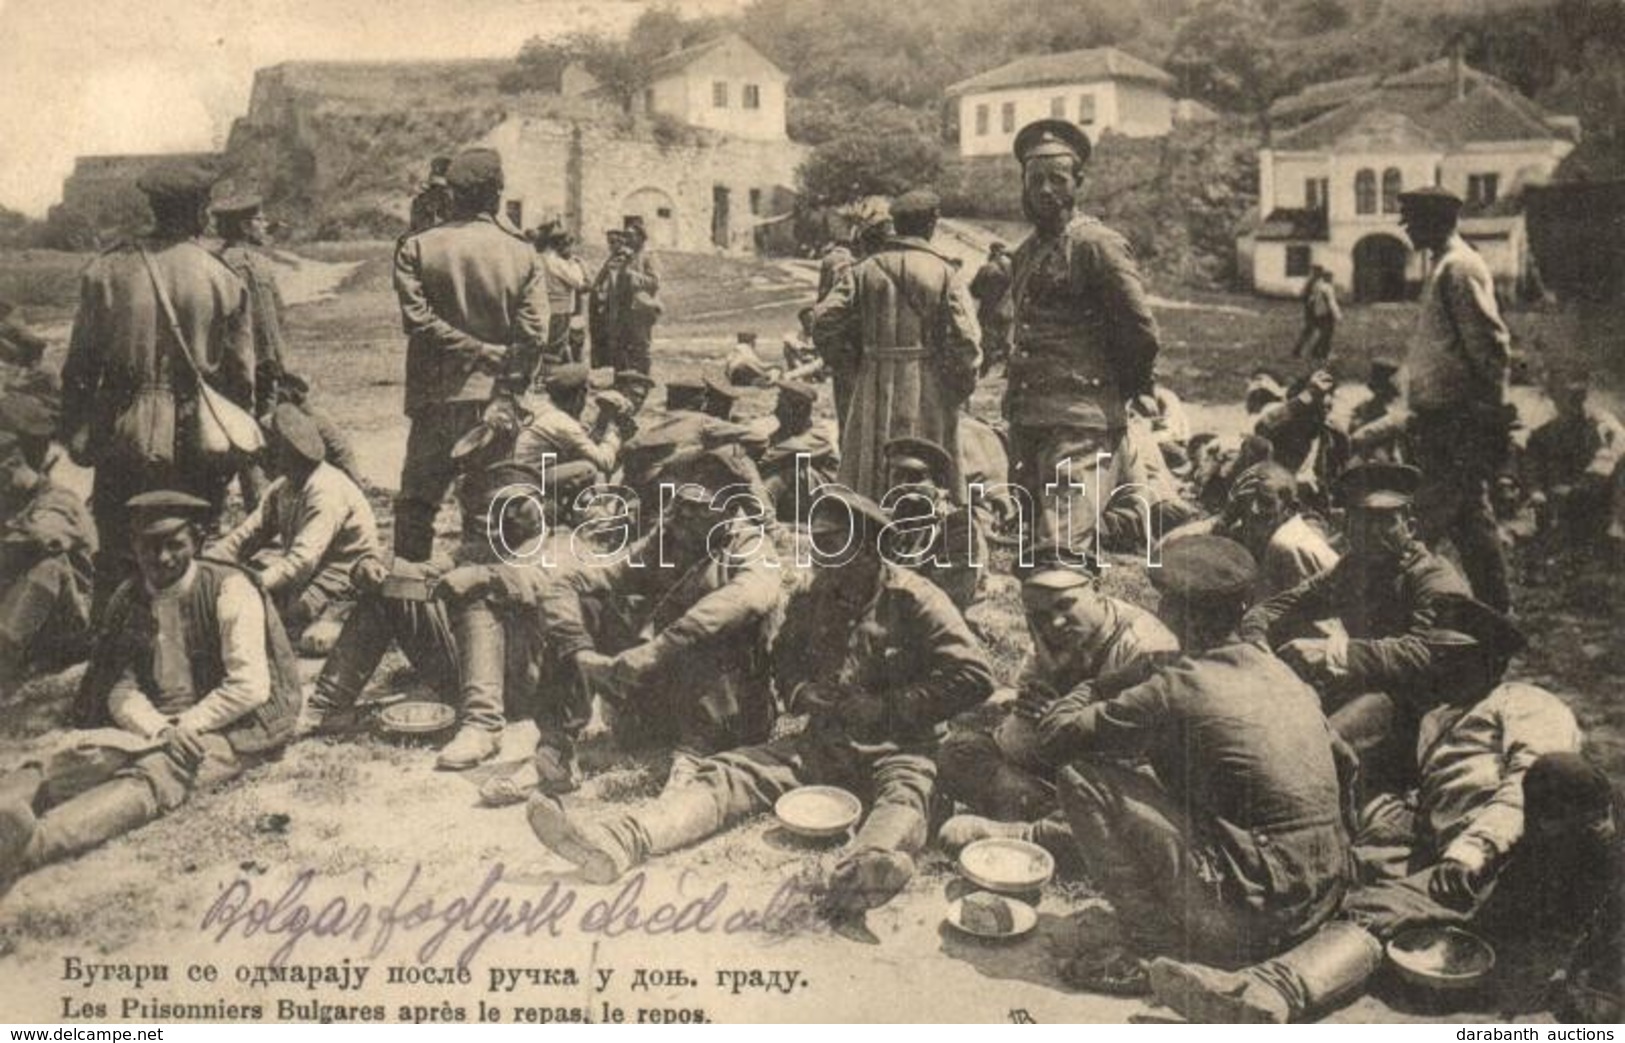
[609,215,661,378]
[1293,266,1340,361]
[409,157,453,234]
[969,241,1014,376]
[212,194,288,513]
[535,224,590,370]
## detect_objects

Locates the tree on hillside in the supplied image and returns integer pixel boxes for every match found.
[1165,0,1283,129]
[798,106,945,206]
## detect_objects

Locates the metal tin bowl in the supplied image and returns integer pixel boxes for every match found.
[376,700,456,737]
[773,786,862,838]
[1386,926,1496,991]
[958,837,1055,894]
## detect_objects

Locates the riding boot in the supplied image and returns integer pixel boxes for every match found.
[1149,921,1383,1024]
[21,777,160,872]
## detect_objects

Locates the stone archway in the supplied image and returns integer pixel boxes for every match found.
[622,186,678,249]
[1353,233,1410,302]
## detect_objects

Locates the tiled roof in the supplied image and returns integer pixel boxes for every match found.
[945,47,1174,96]
[642,33,784,84]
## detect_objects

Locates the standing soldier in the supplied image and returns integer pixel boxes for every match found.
[969,241,1014,376]
[816,189,980,500]
[1397,186,1513,611]
[409,156,453,234]
[610,216,661,380]
[59,161,254,607]
[212,194,287,511]
[587,229,627,371]
[534,223,590,369]
[1292,266,1341,361]
[1004,121,1161,572]
[391,147,549,563]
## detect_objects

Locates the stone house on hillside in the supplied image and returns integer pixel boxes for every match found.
[945,47,1195,158]
[1239,56,1579,302]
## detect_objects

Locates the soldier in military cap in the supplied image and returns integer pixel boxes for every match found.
[533,221,591,368]
[606,216,662,380]
[2,491,300,882]
[1240,461,1474,794]
[511,361,630,484]
[934,556,1178,862]
[588,229,629,370]
[879,435,986,610]
[1397,184,1513,611]
[391,146,550,563]
[815,188,981,500]
[1039,535,1350,992]
[755,379,837,526]
[409,156,454,233]
[1349,356,1407,463]
[1003,120,1162,574]
[60,160,255,611]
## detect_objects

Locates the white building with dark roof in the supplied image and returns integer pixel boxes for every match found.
[1242,55,1578,301]
[945,47,1182,157]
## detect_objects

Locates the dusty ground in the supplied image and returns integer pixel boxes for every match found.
[0,236,1619,1024]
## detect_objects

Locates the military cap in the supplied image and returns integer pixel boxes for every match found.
[1334,461,1421,510]
[884,436,953,485]
[267,403,325,465]
[428,156,453,182]
[1425,595,1527,657]
[1022,566,1095,592]
[665,379,707,412]
[543,362,590,394]
[126,490,212,536]
[808,487,890,542]
[445,148,504,192]
[136,161,219,200]
[1397,185,1463,213]
[211,194,263,219]
[0,392,58,440]
[890,189,941,219]
[1022,539,1099,579]
[1149,534,1257,604]
[663,448,752,498]
[1012,119,1092,166]
[776,380,817,408]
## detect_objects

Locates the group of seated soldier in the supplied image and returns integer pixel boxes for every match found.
[0,344,1618,1024]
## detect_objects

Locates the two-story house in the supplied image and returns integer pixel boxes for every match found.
[945,47,1182,158]
[1240,56,1578,302]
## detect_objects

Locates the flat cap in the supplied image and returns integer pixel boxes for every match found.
[268,403,325,465]
[665,379,708,412]
[543,362,590,393]
[1149,534,1257,604]
[1334,461,1421,510]
[211,194,263,219]
[136,161,219,200]
[1013,119,1092,166]
[890,189,941,219]
[884,436,953,484]
[0,392,58,439]
[776,380,817,407]
[445,148,504,192]
[1022,567,1095,592]
[1397,185,1463,211]
[126,490,212,535]
[1425,595,1526,657]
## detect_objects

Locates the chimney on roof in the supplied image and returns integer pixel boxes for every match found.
[1451,38,1466,102]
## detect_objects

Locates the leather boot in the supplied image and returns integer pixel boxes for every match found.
[526,786,722,885]
[0,773,42,882]
[22,777,159,872]
[1149,922,1383,1024]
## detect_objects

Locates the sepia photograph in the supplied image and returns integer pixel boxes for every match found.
[0,0,1621,1027]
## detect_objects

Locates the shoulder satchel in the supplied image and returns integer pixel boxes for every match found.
[139,247,264,461]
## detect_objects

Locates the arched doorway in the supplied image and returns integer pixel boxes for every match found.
[1353,234,1410,302]
[622,187,678,248]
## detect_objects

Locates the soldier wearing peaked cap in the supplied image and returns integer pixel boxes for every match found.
[392,146,550,564]
[753,380,837,527]
[510,360,628,501]
[1026,534,1350,987]
[814,184,980,502]
[1003,119,1162,575]
[211,403,381,651]
[61,160,255,614]
[410,156,455,233]
[1239,460,1475,794]
[1398,182,1513,611]
[880,435,987,611]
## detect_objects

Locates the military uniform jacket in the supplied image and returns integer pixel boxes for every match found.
[1006,215,1160,430]
[62,238,254,468]
[216,242,287,384]
[1062,641,1351,935]
[1239,542,1474,708]
[393,214,549,416]
[1017,593,1177,699]
[773,564,994,745]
